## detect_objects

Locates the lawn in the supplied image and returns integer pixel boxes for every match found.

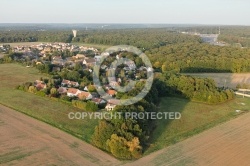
[145,96,250,154]
[0,63,98,142]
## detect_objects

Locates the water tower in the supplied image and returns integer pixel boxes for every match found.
[72,30,77,38]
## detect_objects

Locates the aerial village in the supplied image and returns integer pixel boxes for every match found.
[11,42,151,111]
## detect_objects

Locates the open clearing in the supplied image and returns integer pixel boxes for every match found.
[185,73,250,89]
[0,104,120,166]
[126,111,250,166]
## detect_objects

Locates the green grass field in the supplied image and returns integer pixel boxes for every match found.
[0,63,98,142]
[145,96,250,154]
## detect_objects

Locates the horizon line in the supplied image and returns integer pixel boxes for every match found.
[0,23,249,26]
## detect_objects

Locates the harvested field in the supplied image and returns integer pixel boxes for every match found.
[185,73,250,89]
[0,104,120,166]
[125,112,250,166]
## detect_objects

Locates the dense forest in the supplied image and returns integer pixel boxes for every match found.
[147,43,250,73]
[0,29,201,50]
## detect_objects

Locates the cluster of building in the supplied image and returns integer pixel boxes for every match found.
[11,42,100,67]
[0,44,10,53]
[35,78,118,111]
[14,42,153,111]
[13,42,98,54]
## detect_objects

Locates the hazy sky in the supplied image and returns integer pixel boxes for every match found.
[0,0,249,25]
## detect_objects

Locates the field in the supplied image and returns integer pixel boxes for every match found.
[0,63,98,142]
[0,42,42,47]
[72,42,111,51]
[126,110,250,166]
[1,63,250,165]
[0,104,120,166]
[144,97,250,154]
[185,73,250,89]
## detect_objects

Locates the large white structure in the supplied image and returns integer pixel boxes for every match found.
[72,30,77,38]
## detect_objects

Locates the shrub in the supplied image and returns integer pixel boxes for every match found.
[72,100,87,110]
[36,91,46,97]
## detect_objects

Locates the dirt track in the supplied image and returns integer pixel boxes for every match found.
[125,112,250,166]
[0,104,120,166]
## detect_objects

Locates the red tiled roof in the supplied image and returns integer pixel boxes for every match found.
[36,83,46,90]
[77,91,91,99]
[58,87,67,94]
[107,90,117,96]
[62,79,70,84]
[67,88,78,94]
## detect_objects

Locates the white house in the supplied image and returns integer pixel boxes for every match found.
[67,88,81,97]
[105,99,119,111]
[105,103,116,111]
[124,60,136,70]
